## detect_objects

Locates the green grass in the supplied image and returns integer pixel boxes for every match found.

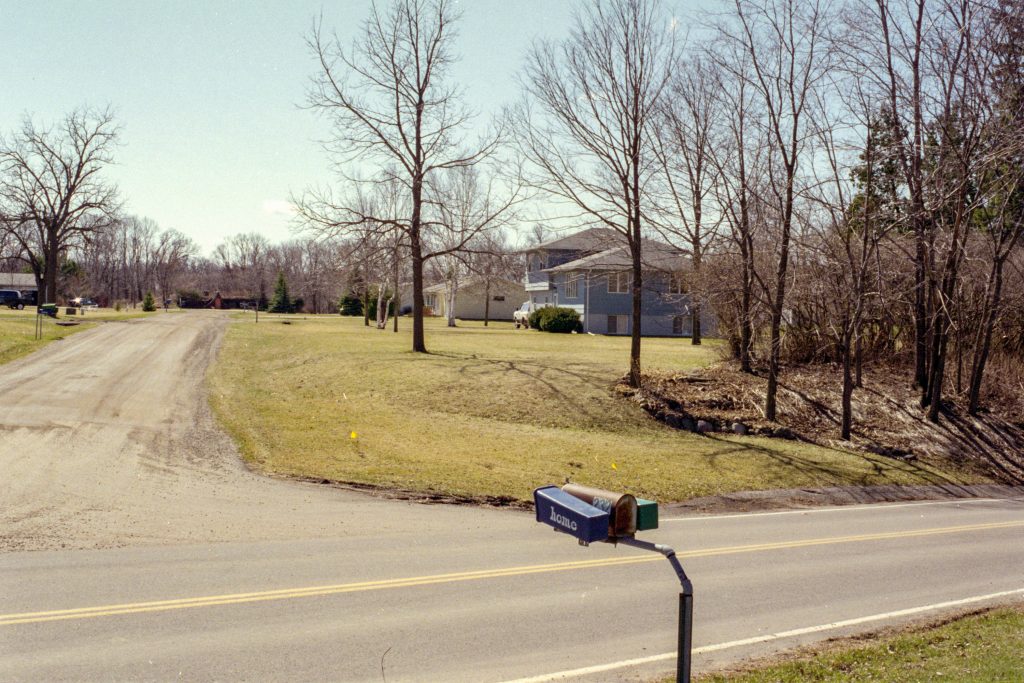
[699,607,1024,682]
[208,315,980,504]
[0,308,153,366]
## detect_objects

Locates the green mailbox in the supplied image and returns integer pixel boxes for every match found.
[636,498,659,531]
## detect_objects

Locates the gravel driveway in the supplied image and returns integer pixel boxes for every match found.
[0,312,506,551]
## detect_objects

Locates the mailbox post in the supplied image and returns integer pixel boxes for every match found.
[616,537,693,683]
[534,484,694,683]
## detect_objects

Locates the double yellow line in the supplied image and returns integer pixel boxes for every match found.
[3,519,1022,627]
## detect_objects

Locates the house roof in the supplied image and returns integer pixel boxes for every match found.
[0,272,36,289]
[544,239,689,273]
[524,227,623,252]
[423,276,524,294]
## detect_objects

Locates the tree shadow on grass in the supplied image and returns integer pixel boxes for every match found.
[698,434,965,490]
[421,350,633,428]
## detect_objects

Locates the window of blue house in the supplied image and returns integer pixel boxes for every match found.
[566,275,579,298]
[608,272,629,294]
[672,315,690,335]
[669,273,686,295]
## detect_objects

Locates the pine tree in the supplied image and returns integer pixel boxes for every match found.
[142,291,156,312]
[268,271,293,313]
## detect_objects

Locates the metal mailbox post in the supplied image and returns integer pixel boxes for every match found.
[534,484,694,683]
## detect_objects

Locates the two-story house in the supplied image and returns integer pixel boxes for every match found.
[522,227,715,336]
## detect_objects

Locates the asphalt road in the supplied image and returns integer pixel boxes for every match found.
[2,313,1023,681]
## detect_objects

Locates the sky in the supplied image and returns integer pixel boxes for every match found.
[1,0,577,254]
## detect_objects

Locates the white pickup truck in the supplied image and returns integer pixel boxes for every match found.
[513,301,533,329]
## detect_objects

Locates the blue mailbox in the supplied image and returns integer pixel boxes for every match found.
[534,485,610,544]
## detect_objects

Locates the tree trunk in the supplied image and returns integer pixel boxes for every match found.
[765,177,795,422]
[927,322,948,423]
[376,282,388,329]
[854,326,863,389]
[841,330,854,441]
[44,221,59,304]
[968,260,1004,415]
[484,279,490,327]
[628,166,643,389]
[445,275,458,327]
[393,247,400,333]
[410,227,426,353]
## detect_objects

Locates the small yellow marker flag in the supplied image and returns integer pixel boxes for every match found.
[350,431,358,440]
[611,462,617,470]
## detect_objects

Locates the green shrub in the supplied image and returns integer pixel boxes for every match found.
[538,306,581,333]
[338,294,363,316]
[527,308,545,330]
[142,292,156,312]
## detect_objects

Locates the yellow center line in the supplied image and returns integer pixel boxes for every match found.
[3,519,1022,627]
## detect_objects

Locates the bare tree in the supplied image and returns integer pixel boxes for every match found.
[967,1,1024,415]
[299,0,502,353]
[706,38,766,374]
[652,54,723,346]
[0,108,121,303]
[468,229,519,327]
[429,165,517,327]
[515,0,676,388]
[717,0,833,421]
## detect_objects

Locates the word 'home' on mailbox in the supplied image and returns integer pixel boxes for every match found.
[561,483,637,538]
[533,485,611,544]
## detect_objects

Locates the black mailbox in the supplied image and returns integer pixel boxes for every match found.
[561,483,638,538]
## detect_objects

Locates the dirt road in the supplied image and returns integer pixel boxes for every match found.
[0,312,517,551]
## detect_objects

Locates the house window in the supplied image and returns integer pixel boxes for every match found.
[566,275,579,299]
[424,294,437,310]
[608,315,625,334]
[608,272,629,294]
[669,273,686,295]
[673,315,687,335]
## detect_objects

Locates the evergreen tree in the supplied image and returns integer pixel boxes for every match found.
[338,293,363,316]
[268,271,293,313]
[142,291,156,312]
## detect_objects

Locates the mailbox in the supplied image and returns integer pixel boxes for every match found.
[534,486,610,544]
[636,498,659,531]
[562,484,638,538]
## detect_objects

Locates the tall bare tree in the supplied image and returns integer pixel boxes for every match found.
[516,0,676,387]
[718,0,833,421]
[0,108,120,303]
[652,55,723,346]
[299,0,501,353]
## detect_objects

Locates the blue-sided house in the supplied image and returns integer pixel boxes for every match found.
[522,227,716,337]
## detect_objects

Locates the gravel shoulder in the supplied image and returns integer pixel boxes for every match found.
[0,312,515,552]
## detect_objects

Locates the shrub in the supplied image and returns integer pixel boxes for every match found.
[528,308,545,330]
[142,292,156,312]
[338,294,363,316]
[538,306,581,333]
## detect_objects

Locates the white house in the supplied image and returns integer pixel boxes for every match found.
[422,277,526,321]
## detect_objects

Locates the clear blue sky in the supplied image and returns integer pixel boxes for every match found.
[1,1,577,254]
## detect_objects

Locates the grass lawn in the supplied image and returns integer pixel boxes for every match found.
[699,607,1024,682]
[0,308,153,366]
[208,315,981,504]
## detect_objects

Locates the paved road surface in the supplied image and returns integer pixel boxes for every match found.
[2,313,1022,681]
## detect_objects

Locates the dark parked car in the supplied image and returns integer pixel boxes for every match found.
[0,290,26,310]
